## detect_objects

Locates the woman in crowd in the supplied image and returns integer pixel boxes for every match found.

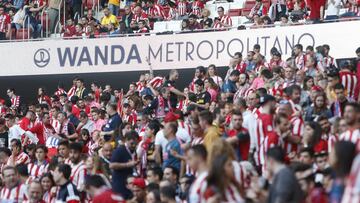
[40,173,56,202]
[304,93,333,121]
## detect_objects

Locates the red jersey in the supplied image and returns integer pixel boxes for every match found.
[283,116,304,154]
[177,1,188,16]
[0,14,10,33]
[191,0,204,16]
[149,4,165,18]
[93,189,125,203]
[308,0,326,20]
[227,127,250,161]
[254,113,274,166]
[132,12,149,23]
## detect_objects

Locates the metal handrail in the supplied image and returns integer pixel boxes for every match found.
[4,16,360,43]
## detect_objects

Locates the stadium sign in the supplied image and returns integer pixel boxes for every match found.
[1,20,359,76]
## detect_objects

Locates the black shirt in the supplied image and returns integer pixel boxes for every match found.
[200,18,213,28]
[196,91,211,111]
[0,131,8,148]
[57,181,80,202]
[163,80,178,109]
[111,145,133,199]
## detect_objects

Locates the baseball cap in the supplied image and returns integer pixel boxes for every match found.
[259,94,275,105]
[133,178,146,189]
[164,112,180,123]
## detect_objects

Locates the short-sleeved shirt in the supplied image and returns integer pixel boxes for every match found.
[103,113,121,141]
[163,138,182,171]
[111,145,133,199]
[196,91,211,111]
[101,14,119,28]
[163,80,178,109]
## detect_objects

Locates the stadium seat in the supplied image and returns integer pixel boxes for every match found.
[228,9,242,16]
[153,21,168,33]
[244,0,256,9]
[166,20,182,32]
[16,28,30,40]
[241,8,252,17]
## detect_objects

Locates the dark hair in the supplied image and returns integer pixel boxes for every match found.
[344,102,360,113]
[36,144,48,154]
[356,47,360,54]
[148,121,160,135]
[253,44,260,49]
[286,85,302,96]
[167,122,178,134]
[160,185,176,200]
[199,110,213,125]
[196,66,206,75]
[230,70,240,77]
[57,164,72,180]
[294,44,303,51]
[79,111,88,119]
[266,146,286,163]
[58,140,69,148]
[299,147,314,158]
[194,79,204,87]
[305,121,323,148]
[69,142,83,152]
[0,147,11,157]
[148,189,161,201]
[217,6,224,11]
[260,69,273,79]
[332,141,356,178]
[85,175,106,189]
[190,144,207,161]
[40,173,55,187]
[303,76,314,91]
[274,113,288,126]
[125,130,139,141]
[148,167,163,180]
[15,163,29,176]
[106,102,117,111]
[334,83,344,90]
[10,139,22,149]
[164,166,179,179]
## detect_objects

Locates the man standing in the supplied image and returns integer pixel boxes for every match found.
[110,131,139,199]
[69,142,87,192]
[330,84,349,117]
[101,102,121,142]
[188,145,208,203]
[199,110,221,152]
[48,0,63,33]
[164,69,186,110]
[339,61,358,100]
[53,164,80,203]
[0,166,28,202]
[99,142,113,175]
[294,44,306,70]
[0,6,11,40]
[226,110,250,161]
[163,122,182,171]
[190,79,211,111]
[266,147,303,203]
[222,70,240,103]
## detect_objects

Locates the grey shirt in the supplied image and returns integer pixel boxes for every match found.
[267,167,304,203]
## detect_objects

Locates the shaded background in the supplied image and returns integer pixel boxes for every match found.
[0,67,229,103]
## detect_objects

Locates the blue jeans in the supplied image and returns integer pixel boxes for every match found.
[325,15,339,21]
[108,4,119,16]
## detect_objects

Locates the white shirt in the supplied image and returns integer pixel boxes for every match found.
[326,0,342,16]
[8,125,25,148]
[242,110,257,152]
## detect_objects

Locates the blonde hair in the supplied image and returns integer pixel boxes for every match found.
[207,139,236,165]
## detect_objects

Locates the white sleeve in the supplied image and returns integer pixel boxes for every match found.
[155,130,164,146]
[24,131,39,144]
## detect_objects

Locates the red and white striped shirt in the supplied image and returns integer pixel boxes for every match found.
[10,96,20,108]
[7,152,30,166]
[149,76,164,89]
[260,132,281,173]
[70,161,87,192]
[283,116,304,154]
[323,56,335,68]
[341,153,360,203]
[54,88,66,97]
[348,1,360,16]
[132,12,149,23]
[0,183,28,202]
[149,4,165,18]
[27,161,49,178]
[191,0,204,17]
[67,86,77,100]
[235,61,247,73]
[340,128,360,145]
[213,15,232,29]
[189,171,208,203]
[340,71,358,100]
[177,1,188,16]
[254,113,274,166]
[0,14,11,33]
[295,53,306,70]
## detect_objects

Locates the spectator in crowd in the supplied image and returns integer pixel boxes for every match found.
[53,164,81,202]
[200,8,212,29]
[100,7,119,32]
[213,6,232,29]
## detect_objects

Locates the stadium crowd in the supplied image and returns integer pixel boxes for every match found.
[0,43,360,203]
[0,0,360,39]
